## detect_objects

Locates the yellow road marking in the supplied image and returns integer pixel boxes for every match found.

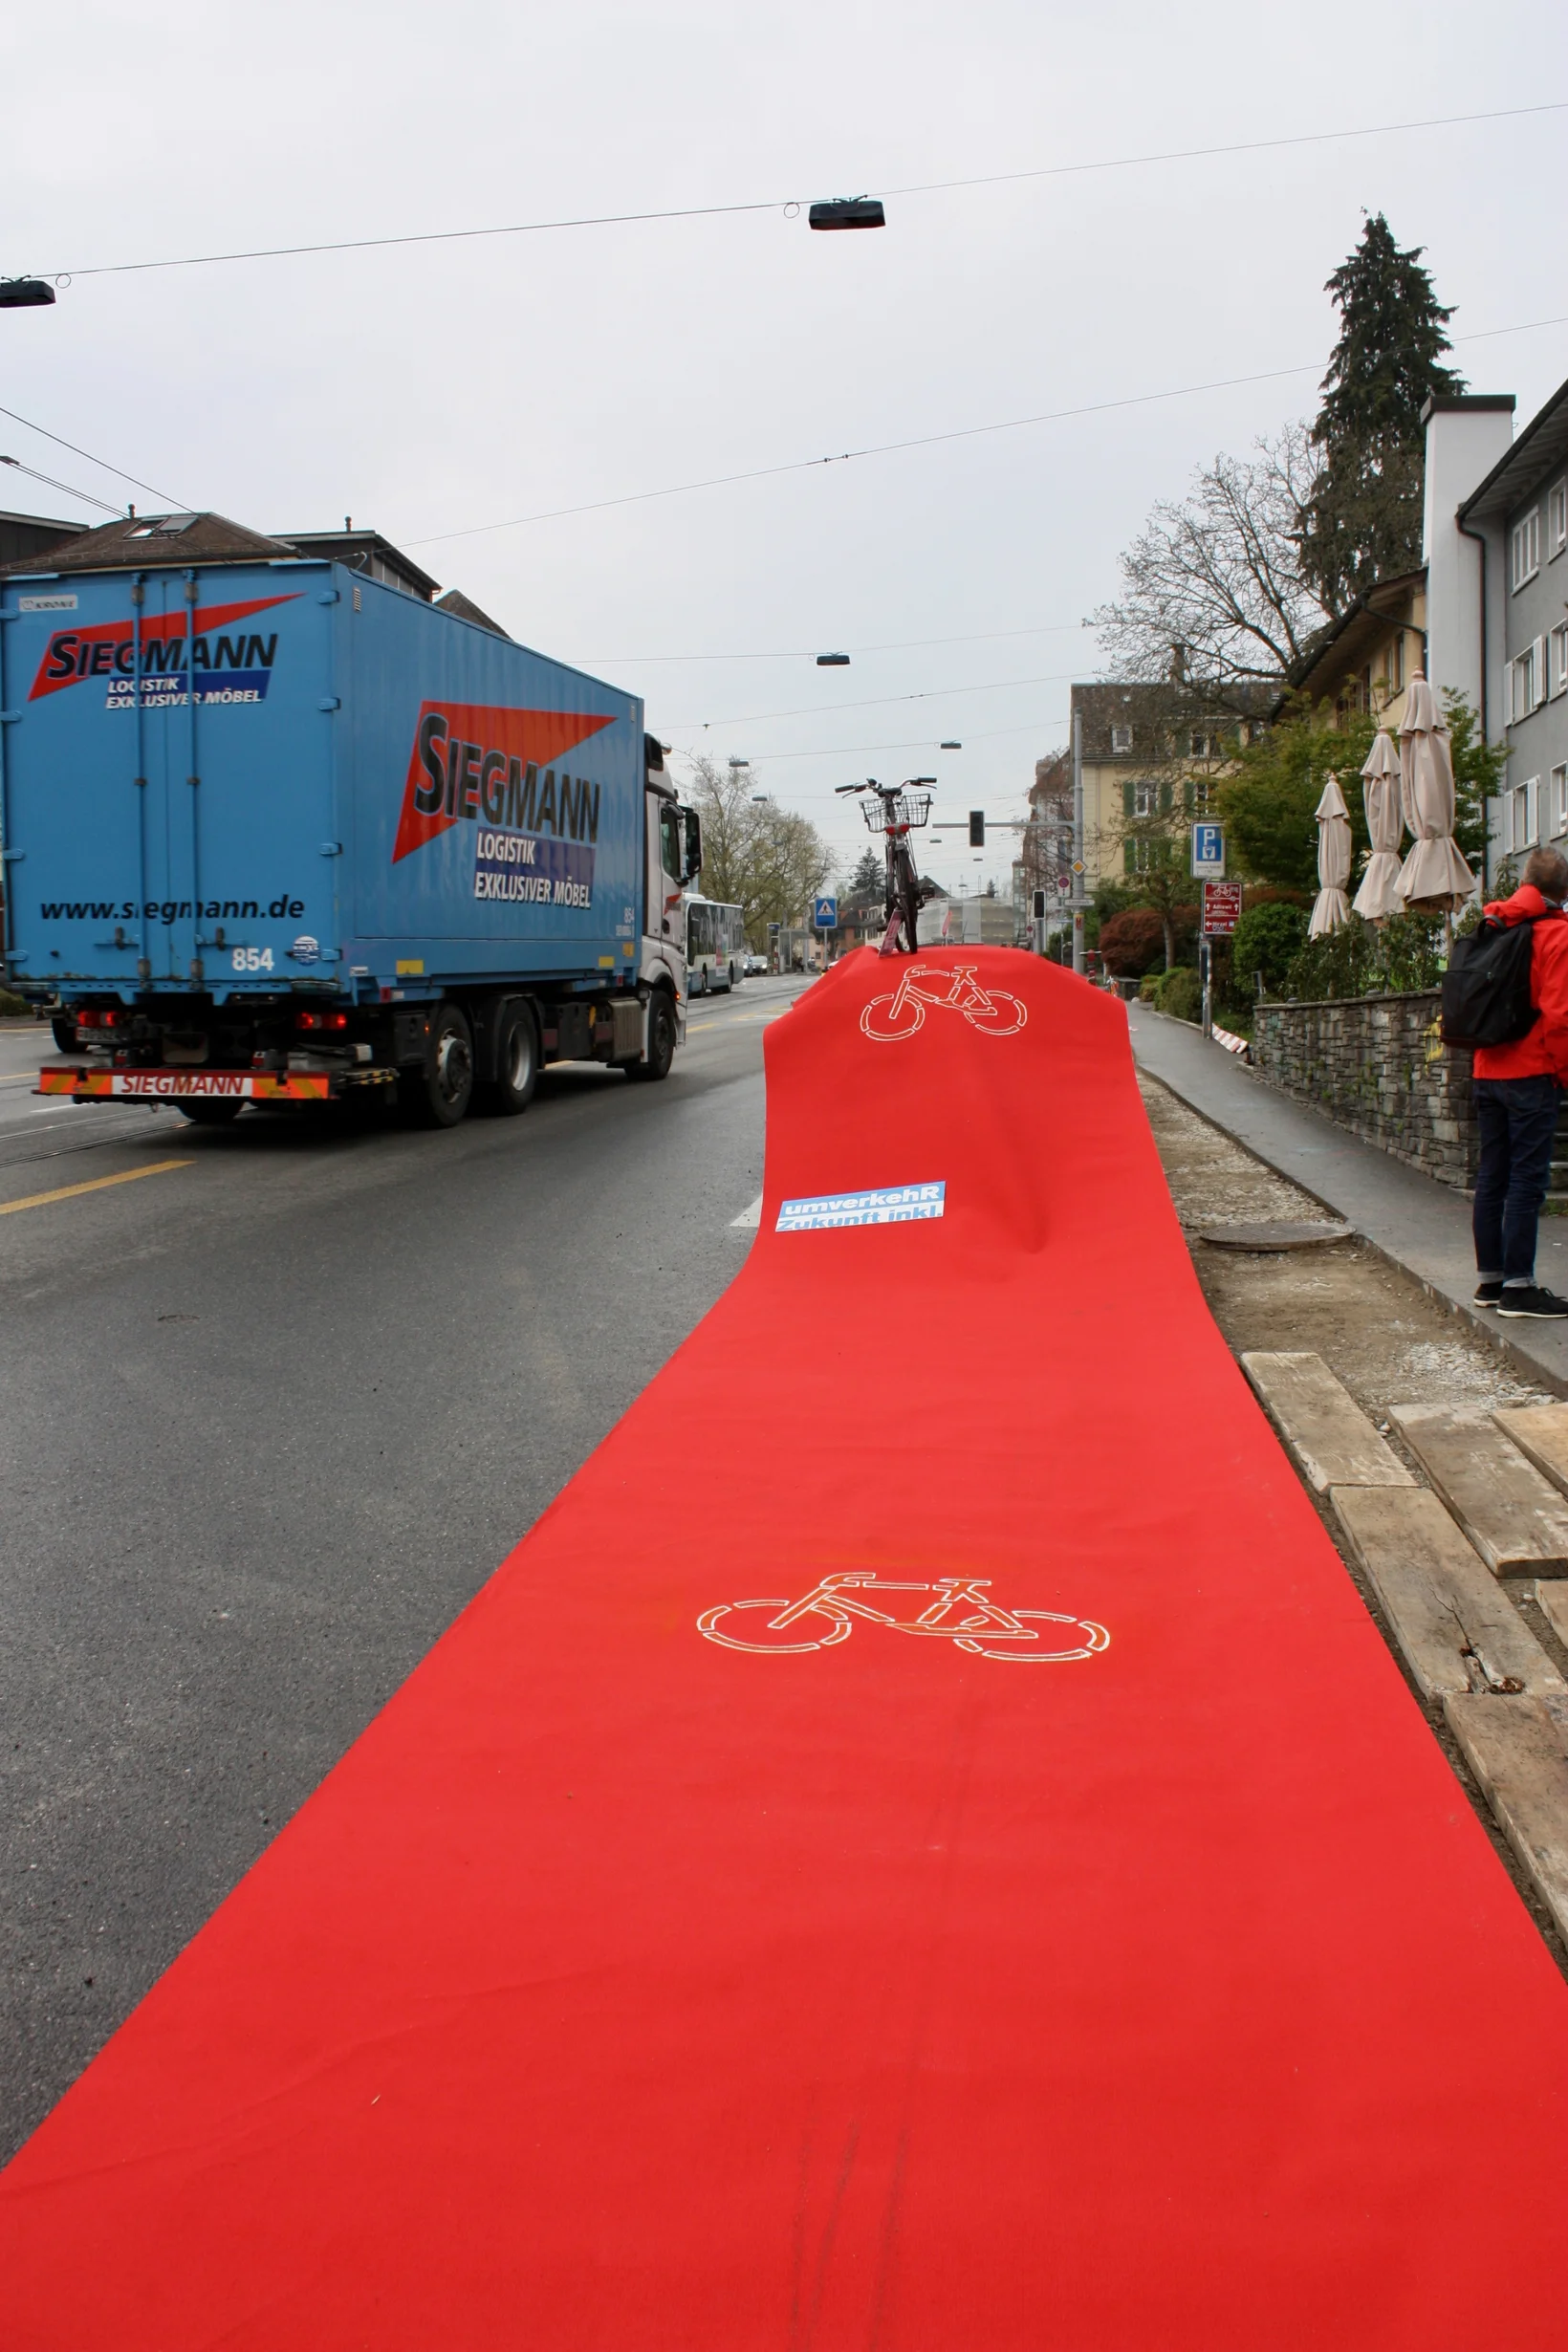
[0,1159,191,1218]
[0,1073,39,1088]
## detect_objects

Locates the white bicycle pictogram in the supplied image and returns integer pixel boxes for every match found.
[697,1572,1107,1662]
[860,963,1027,1043]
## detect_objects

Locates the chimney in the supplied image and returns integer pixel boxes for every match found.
[1422,395,1514,721]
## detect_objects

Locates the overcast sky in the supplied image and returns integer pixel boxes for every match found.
[6,0,1566,895]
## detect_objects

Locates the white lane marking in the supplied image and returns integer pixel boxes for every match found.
[731,1194,763,1229]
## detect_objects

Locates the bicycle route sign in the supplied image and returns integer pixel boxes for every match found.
[813,895,838,930]
[1201,880,1243,935]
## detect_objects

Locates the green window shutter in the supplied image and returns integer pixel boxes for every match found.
[1159,780,1173,814]
[1123,838,1136,877]
[1122,779,1135,818]
[1183,778,1195,812]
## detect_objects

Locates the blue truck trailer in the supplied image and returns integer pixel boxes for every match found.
[0,511,702,1125]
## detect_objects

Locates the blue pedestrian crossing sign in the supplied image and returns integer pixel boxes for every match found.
[1190,822,1225,878]
[813,895,838,930]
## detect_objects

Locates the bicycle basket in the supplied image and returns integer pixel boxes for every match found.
[860,790,932,831]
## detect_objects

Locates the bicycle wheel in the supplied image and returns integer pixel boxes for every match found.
[894,849,923,954]
[955,1610,1109,1663]
[860,991,924,1041]
[962,990,1027,1037]
[697,1600,853,1653]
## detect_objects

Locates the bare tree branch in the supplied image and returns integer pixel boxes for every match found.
[1090,425,1337,711]
[678,758,833,942]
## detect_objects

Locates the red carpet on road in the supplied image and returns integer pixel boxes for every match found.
[4,947,1567,2348]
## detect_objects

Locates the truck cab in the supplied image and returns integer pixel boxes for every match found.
[642,736,701,1012]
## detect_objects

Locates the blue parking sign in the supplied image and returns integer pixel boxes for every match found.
[813,895,838,930]
[1190,823,1225,878]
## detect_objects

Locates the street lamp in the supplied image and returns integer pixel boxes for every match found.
[808,199,885,231]
[0,278,56,309]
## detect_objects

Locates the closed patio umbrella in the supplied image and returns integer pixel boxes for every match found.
[1397,675,1475,912]
[1309,773,1353,938]
[1353,729,1405,920]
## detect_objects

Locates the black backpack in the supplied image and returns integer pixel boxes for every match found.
[1440,913,1554,1049]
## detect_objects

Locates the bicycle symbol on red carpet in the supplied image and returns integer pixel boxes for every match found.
[697,1572,1108,1661]
[860,963,1027,1042]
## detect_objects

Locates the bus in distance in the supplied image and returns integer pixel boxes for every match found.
[685,896,746,993]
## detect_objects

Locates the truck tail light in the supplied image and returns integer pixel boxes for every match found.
[295,1011,349,1032]
[76,1008,123,1029]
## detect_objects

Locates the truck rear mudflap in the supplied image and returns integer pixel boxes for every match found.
[34,1063,383,1105]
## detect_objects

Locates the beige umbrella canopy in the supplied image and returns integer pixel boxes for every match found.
[1397,675,1475,913]
[1309,773,1353,938]
[1353,729,1405,921]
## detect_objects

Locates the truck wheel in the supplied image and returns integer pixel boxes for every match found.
[477,1001,536,1118]
[177,1099,244,1126]
[400,1002,474,1127]
[629,991,677,1082]
[52,1015,78,1053]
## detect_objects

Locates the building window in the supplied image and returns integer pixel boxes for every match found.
[1188,730,1216,758]
[1552,765,1568,839]
[1551,623,1568,699]
[1507,781,1539,852]
[1510,640,1547,723]
[1550,480,1568,560]
[1132,779,1157,817]
[1512,507,1541,590]
[1384,633,1405,694]
[1111,724,1132,754]
[1189,777,1213,813]
[1122,835,1170,876]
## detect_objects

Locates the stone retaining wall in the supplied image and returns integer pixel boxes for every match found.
[1250,991,1479,1187]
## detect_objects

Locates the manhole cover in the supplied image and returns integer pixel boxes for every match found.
[1195,1220,1354,1252]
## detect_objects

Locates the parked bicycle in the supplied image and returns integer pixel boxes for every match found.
[836,778,936,956]
[698,1571,1109,1662]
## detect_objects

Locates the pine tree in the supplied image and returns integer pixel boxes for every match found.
[845,845,883,901]
[1299,214,1464,612]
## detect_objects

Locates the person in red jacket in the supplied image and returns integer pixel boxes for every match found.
[1471,846,1568,1317]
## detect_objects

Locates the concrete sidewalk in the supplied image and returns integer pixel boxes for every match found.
[1127,1002,1568,1397]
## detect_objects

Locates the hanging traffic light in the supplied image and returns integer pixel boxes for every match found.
[969,811,985,847]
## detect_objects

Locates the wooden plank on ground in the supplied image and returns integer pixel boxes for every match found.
[1445,1692,1568,1943]
[1535,1581,1568,1652]
[1494,1404,1568,1503]
[1241,1351,1415,1493]
[1388,1404,1568,1576]
[1331,1485,1566,1701]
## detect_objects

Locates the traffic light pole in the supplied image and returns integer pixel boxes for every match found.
[1071,708,1085,975]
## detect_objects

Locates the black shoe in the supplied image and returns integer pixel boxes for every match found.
[1473,1280,1505,1307]
[1496,1284,1568,1319]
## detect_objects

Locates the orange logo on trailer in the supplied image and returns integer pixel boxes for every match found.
[393,705,616,864]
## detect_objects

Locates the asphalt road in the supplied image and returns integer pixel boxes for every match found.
[0,977,803,2162]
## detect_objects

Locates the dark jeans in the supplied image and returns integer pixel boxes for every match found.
[1472,1075,1561,1282]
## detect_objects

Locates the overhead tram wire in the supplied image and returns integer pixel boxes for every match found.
[0,401,190,511]
[667,668,1082,731]
[5,298,1562,564]
[578,621,1091,664]
[34,101,1567,284]
[0,454,120,514]
[401,308,1568,552]
[666,713,1071,771]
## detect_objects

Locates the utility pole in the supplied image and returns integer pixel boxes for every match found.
[1071,707,1085,975]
